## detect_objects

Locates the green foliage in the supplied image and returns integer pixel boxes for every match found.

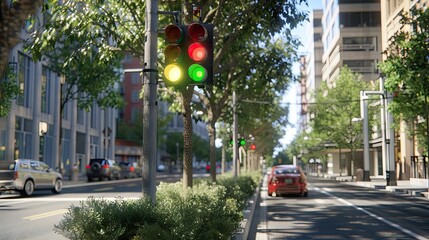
[309,67,370,158]
[55,197,158,240]
[156,181,241,240]
[54,174,260,240]
[0,68,21,117]
[379,8,429,152]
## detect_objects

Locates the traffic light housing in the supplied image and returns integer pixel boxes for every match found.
[187,23,214,85]
[163,23,214,88]
[163,24,187,88]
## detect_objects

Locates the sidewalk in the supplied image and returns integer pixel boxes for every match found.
[314,173,429,198]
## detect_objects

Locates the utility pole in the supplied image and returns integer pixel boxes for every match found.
[232,90,238,177]
[142,0,158,203]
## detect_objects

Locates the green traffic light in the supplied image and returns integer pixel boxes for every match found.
[239,138,246,146]
[188,64,207,82]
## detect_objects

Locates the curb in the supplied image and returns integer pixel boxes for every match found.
[235,180,262,240]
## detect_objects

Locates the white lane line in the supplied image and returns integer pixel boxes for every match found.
[315,187,428,240]
[0,197,140,205]
[23,209,68,221]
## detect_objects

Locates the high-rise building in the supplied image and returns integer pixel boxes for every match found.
[380,0,429,181]
[322,0,382,84]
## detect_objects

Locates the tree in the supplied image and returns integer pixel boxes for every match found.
[29,0,307,189]
[0,0,43,116]
[27,2,124,172]
[379,8,429,156]
[174,1,306,183]
[309,67,370,174]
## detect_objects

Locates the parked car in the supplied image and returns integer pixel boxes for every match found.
[267,164,308,197]
[118,162,142,178]
[0,159,63,197]
[86,158,120,182]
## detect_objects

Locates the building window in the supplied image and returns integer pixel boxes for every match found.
[343,60,377,74]
[343,37,376,51]
[131,90,140,103]
[77,93,84,125]
[314,33,322,41]
[339,12,381,27]
[131,108,140,123]
[313,18,322,27]
[131,72,140,84]
[17,53,32,107]
[41,66,53,114]
[91,103,97,128]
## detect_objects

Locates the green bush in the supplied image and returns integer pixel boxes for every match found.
[55,197,159,240]
[152,181,242,240]
[54,173,261,240]
[216,174,258,209]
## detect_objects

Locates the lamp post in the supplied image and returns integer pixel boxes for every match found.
[39,121,48,161]
[355,76,397,186]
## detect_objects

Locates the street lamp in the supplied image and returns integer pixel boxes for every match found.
[39,121,48,161]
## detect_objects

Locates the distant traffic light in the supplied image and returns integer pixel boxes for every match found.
[238,138,246,146]
[249,143,256,150]
[163,23,214,88]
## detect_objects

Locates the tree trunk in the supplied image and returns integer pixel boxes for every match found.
[181,86,194,188]
[0,0,43,79]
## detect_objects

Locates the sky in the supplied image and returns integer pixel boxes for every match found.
[278,1,324,150]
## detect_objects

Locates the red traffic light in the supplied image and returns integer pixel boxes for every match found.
[250,144,256,150]
[188,23,208,41]
[165,24,184,43]
[188,42,208,61]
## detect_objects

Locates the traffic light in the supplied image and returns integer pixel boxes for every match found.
[186,23,214,85]
[238,138,246,146]
[163,24,187,88]
[163,23,214,88]
[249,143,256,151]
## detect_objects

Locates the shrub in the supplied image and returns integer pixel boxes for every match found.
[55,197,158,240]
[55,174,257,240]
[153,181,242,240]
[216,174,258,209]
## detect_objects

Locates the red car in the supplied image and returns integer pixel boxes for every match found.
[267,165,308,197]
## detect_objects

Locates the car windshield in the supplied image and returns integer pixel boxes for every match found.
[275,168,299,174]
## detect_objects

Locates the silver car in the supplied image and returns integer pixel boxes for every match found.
[0,159,63,196]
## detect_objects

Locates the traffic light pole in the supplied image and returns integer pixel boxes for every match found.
[142,0,158,203]
[232,90,238,177]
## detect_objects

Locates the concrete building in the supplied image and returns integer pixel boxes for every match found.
[380,0,429,184]
[0,50,117,177]
[322,0,382,84]
[300,9,324,132]
[302,0,383,178]
[0,11,117,177]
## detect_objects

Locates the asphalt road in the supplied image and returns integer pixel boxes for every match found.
[250,176,429,240]
[2,174,429,240]
[0,178,145,240]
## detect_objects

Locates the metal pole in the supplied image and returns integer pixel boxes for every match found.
[232,90,238,177]
[142,0,158,203]
[380,77,397,186]
[385,90,397,186]
[362,92,370,181]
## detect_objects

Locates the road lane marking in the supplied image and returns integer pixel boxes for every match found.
[94,187,114,192]
[0,197,140,205]
[23,209,68,221]
[315,187,428,240]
